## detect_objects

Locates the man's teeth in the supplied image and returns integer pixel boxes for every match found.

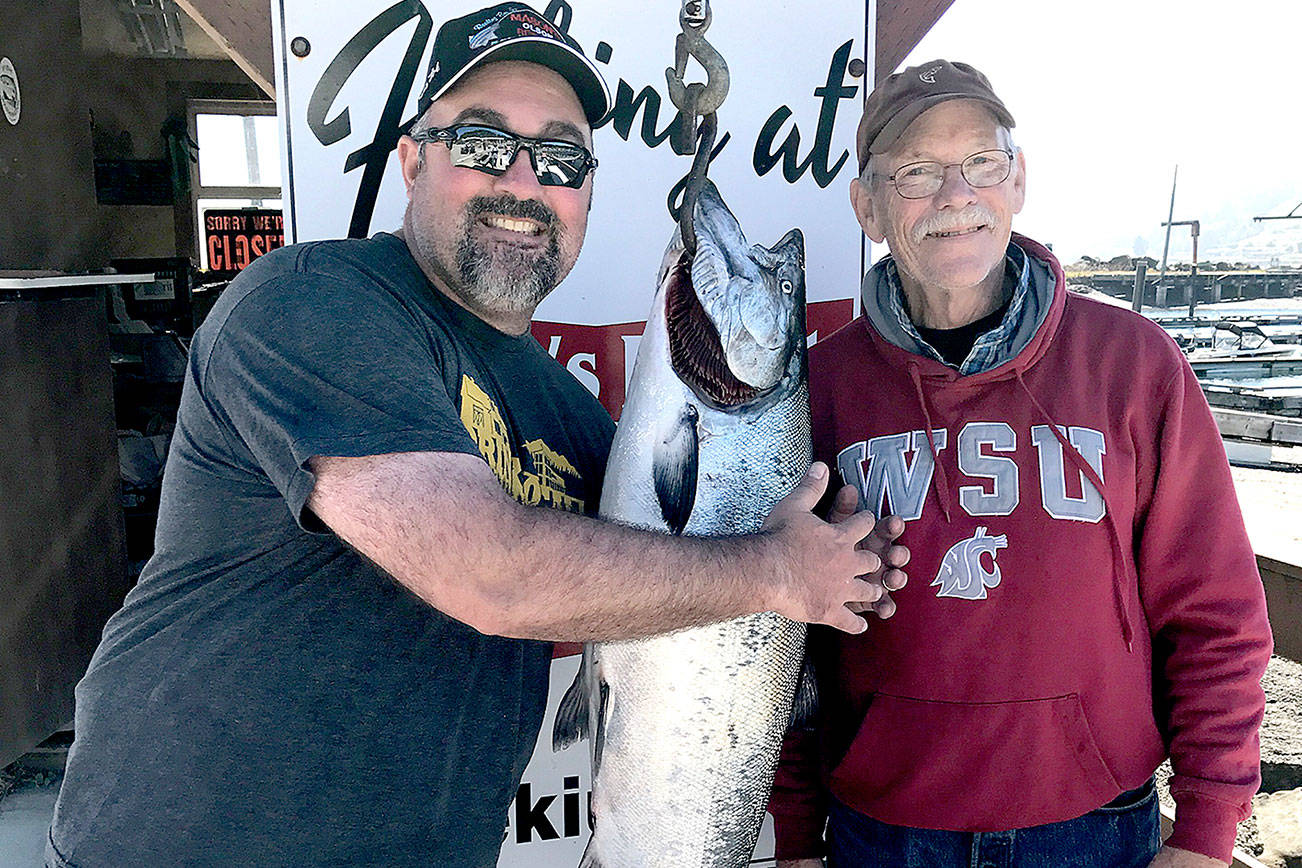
[929,225,984,238]
[483,215,543,235]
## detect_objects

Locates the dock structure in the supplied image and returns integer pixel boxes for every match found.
[1072,271,1302,308]
[1214,408,1302,447]
[1225,424,1302,663]
[1205,384,1302,418]
[1213,408,1302,659]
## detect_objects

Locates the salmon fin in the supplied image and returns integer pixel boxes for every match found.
[786,651,819,732]
[592,679,610,778]
[653,403,699,535]
[552,647,591,751]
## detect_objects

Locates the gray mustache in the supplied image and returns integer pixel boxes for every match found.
[911,205,998,243]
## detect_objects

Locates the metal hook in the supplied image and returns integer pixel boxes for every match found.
[678,113,717,256]
[666,27,730,120]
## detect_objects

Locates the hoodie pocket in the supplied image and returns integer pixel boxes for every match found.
[828,691,1121,831]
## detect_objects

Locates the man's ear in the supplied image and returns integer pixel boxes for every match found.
[1010,148,1027,215]
[396,135,421,193]
[849,176,886,244]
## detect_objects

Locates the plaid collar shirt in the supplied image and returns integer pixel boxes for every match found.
[881,243,1031,375]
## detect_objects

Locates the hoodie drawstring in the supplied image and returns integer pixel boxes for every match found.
[1014,370,1136,651]
[908,364,954,523]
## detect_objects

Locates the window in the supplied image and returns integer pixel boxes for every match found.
[188,99,281,270]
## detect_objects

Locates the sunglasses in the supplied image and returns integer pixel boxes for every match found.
[409,123,597,189]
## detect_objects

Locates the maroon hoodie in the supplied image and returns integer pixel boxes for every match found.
[770,236,1272,863]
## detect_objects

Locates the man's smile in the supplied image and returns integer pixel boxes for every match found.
[926,224,988,239]
[478,213,548,238]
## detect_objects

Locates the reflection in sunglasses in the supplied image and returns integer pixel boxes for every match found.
[411,124,596,189]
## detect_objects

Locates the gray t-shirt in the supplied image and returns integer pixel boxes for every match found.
[48,233,614,867]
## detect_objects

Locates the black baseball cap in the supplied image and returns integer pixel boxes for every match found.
[410,2,610,128]
[857,59,1015,171]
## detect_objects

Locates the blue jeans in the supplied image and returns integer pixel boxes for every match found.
[827,779,1161,868]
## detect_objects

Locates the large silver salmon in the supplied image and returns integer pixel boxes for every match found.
[553,179,811,868]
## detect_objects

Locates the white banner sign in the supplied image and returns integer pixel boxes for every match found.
[272,1,872,863]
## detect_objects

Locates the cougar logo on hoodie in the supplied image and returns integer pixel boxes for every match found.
[932,526,1007,600]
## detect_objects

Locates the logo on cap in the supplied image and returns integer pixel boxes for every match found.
[919,65,942,84]
[470,7,515,36]
[508,10,562,39]
[469,9,562,51]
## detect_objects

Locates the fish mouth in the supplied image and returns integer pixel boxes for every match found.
[665,249,763,408]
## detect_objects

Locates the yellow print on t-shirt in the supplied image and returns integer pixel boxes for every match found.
[459,375,585,513]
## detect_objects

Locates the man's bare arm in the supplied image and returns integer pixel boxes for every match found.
[306,451,884,641]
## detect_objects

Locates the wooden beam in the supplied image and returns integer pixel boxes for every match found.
[174,0,275,97]
[875,0,958,82]
[1213,407,1302,445]
[1260,555,1302,663]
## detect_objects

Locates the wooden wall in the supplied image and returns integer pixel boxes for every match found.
[0,294,127,766]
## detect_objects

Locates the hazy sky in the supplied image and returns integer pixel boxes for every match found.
[900,0,1302,265]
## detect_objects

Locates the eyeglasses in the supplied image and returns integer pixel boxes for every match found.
[881,149,1014,199]
[409,123,597,189]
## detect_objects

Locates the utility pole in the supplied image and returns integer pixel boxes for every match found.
[1156,166,1178,308]
[1131,261,1147,313]
[1162,220,1201,318]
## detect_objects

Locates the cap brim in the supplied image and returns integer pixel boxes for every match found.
[426,37,611,125]
[869,94,1015,155]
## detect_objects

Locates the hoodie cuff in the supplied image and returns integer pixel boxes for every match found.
[1165,791,1244,864]
[771,809,827,861]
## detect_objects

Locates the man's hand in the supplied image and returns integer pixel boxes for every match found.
[762,463,887,634]
[827,482,909,618]
[1148,846,1229,867]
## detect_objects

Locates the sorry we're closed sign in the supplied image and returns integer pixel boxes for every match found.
[203,209,285,275]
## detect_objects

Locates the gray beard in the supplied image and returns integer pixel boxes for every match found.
[451,195,562,319]
[456,236,559,315]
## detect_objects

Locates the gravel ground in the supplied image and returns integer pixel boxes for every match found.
[1155,654,1302,866]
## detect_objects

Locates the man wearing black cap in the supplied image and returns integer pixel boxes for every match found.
[770,60,1270,868]
[45,5,902,867]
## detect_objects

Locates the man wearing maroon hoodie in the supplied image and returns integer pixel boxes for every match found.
[771,60,1272,868]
